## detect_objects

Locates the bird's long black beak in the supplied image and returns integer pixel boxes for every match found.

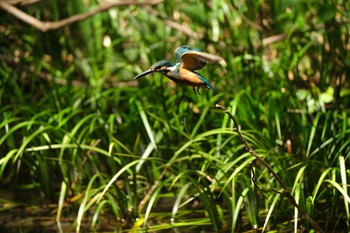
[134,69,154,79]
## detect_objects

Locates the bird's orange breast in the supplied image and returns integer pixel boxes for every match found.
[177,69,206,87]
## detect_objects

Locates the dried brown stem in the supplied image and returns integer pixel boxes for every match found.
[5,0,41,6]
[0,0,163,32]
[215,104,324,233]
[229,4,264,32]
[137,166,168,211]
[145,7,203,39]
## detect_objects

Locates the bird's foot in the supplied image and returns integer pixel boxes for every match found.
[193,86,201,95]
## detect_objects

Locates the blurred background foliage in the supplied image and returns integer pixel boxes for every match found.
[0,0,350,232]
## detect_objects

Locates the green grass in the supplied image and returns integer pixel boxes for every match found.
[1,0,350,232]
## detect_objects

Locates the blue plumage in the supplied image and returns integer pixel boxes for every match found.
[195,72,215,90]
[175,45,202,62]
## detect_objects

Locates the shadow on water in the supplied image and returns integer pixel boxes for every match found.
[0,203,226,233]
[0,194,340,232]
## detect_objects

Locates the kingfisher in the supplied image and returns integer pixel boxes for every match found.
[134,45,226,94]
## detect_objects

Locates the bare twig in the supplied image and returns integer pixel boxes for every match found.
[215,104,324,233]
[145,7,203,40]
[5,0,41,6]
[0,0,163,32]
[137,166,168,211]
[250,164,284,194]
[262,33,286,45]
[229,3,264,32]
[163,19,203,40]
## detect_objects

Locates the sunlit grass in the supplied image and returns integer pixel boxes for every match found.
[1,0,350,232]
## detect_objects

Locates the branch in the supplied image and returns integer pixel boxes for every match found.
[215,104,324,233]
[0,0,163,32]
[6,0,41,6]
[137,166,168,211]
[229,3,264,32]
[145,7,203,39]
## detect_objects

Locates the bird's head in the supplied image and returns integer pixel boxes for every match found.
[134,60,175,80]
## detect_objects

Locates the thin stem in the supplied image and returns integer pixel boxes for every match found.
[215,104,324,233]
[0,0,163,32]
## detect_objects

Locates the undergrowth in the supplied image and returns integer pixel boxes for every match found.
[1,0,350,232]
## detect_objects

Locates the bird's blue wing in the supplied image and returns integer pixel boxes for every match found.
[175,45,202,62]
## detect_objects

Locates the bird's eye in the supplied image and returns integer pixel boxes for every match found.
[151,66,161,71]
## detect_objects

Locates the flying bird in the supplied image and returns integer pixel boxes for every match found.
[134,45,225,94]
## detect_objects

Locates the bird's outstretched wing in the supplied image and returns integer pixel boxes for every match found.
[182,51,227,70]
[175,46,226,71]
[175,45,202,62]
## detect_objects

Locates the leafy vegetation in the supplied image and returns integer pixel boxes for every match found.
[1,0,349,232]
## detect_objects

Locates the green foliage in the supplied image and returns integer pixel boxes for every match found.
[1,0,350,232]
